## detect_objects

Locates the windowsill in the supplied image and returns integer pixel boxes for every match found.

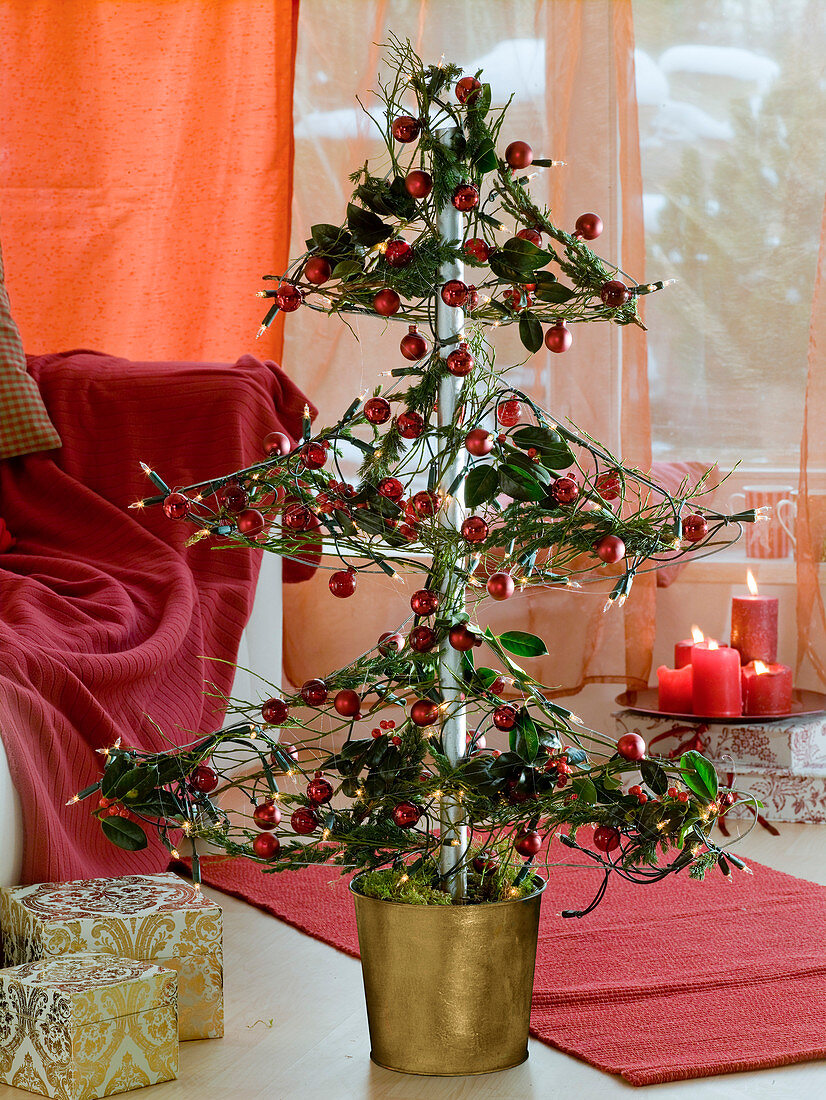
[673,553,817,586]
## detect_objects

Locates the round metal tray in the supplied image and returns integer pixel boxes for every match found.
[614,687,826,724]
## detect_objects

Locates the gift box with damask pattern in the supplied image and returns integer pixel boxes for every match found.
[0,872,222,1041]
[0,952,177,1099]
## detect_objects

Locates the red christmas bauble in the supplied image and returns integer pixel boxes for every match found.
[304,256,332,284]
[593,826,621,853]
[300,442,327,470]
[275,741,299,765]
[189,765,219,793]
[409,625,437,652]
[515,830,542,857]
[466,730,487,749]
[574,212,603,240]
[405,169,433,198]
[219,484,249,513]
[596,471,622,501]
[307,777,333,805]
[392,801,422,828]
[385,239,414,268]
[364,397,391,424]
[252,833,280,859]
[486,572,515,601]
[291,807,318,835]
[396,411,425,439]
[300,678,328,706]
[600,280,631,308]
[466,285,479,310]
[682,513,708,543]
[399,324,429,361]
[490,675,512,695]
[516,227,542,246]
[455,76,482,105]
[378,477,405,501]
[544,321,572,354]
[398,523,418,541]
[378,631,404,654]
[163,493,190,520]
[465,428,494,457]
[329,569,357,598]
[595,535,625,564]
[263,431,291,457]
[449,623,482,651]
[441,279,469,308]
[461,515,489,543]
[497,400,522,427]
[275,283,303,312]
[552,477,579,505]
[374,288,401,316]
[505,141,533,169]
[410,588,439,616]
[446,342,474,377]
[391,115,421,142]
[261,697,289,725]
[412,489,438,517]
[504,778,531,805]
[253,800,282,830]
[411,699,440,727]
[492,705,518,731]
[472,853,498,873]
[464,237,490,263]
[617,733,646,761]
[282,504,313,531]
[237,509,266,536]
[452,184,480,212]
[334,689,361,717]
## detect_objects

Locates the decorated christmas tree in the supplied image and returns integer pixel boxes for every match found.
[76,39,758,915]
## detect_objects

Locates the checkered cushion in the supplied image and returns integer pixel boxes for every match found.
[0,235,61,459]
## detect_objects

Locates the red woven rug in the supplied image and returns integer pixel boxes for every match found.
[192,838,826,1086]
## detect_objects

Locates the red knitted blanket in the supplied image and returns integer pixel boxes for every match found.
[0,350,313,883]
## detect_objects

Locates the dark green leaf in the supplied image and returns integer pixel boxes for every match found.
[499,631,548,658]
[640,759,669,797]
[332,259,363,280]
[101,816,148,852]
[100,754,132,798]
[502,451,552,484]
[499,464,546,501]
[510,427,574,469]
[513,711,540,762]
[572,776,598,803]
[464,465,499,509]
[519,311,544,353]
[534,282,575,304]
[500,237,555,270]
[680,751,718,800]
[469,137,498,175]
[310,223,348,250]
[346,203,392,247]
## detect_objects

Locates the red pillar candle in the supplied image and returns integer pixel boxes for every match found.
[657,665,693,714]
[674,626,706,669]
[742,660,793,716]
[730,571,778,665]
[691,642,743,718]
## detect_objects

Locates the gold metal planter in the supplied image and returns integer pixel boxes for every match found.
[350,874,547,1076]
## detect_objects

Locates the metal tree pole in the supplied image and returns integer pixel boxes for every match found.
[435,128,468,900]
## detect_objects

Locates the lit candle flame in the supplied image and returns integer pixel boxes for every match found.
[691,625,704,644]
[746,569,759,596]
[707,640,719,651]
[754,660,769,675]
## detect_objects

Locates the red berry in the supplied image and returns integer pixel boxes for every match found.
[667,787,678,798]
[678,791,690,803]
[253,800,281,830]
[593,826,621,853]
[629,785,643,798]
[391,735,402,747]
[617,733,646,761]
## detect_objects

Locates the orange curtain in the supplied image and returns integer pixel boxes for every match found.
[282,0,654,694]
[796,191,826,688]
[0,0,299,365]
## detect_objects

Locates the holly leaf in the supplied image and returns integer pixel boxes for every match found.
[101,816,148,852]
[680,751,718,800]
[346,204,392,247]
[640,759,669,797]
[498,631,548,658]
[519,311,544,353]
[464,465,499,509]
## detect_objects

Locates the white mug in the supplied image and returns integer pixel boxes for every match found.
[729,485,796,559]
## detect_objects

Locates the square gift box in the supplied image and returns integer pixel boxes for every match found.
[0,872,222,1041]
[0,951,177,1100]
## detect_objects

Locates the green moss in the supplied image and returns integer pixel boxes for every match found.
[354,851,541,906]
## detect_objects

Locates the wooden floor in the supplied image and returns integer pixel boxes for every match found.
[1,823,824,1100]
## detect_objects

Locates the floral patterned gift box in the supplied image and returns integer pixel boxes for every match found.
[0,873,222,1041]
[0,952,178,1100]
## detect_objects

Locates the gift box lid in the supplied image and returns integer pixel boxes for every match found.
[1,872,221,961]
[0,952,177,1028]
